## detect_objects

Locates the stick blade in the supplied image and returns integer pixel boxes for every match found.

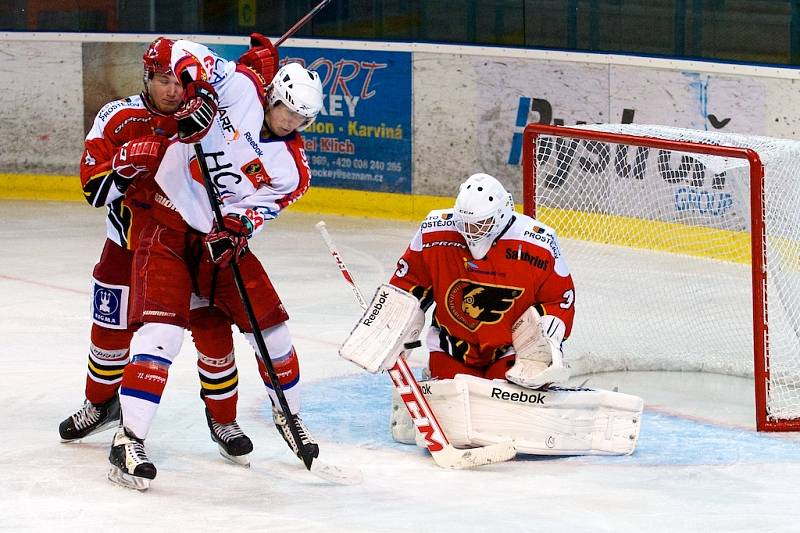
[431,441,517,469]
[309,459,364,485]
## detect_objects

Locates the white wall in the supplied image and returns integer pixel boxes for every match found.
[3,33,800,197]
[0,40,84,174]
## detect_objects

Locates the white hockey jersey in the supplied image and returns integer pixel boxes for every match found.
[154,40,311,236]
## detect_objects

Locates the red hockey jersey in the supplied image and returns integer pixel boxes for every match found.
[390,209,575,369]
[80,94,177,248]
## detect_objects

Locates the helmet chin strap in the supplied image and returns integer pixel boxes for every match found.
[467,214,516,261]
[497,214,516,239]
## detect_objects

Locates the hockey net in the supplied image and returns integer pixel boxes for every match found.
[522,123,800,431]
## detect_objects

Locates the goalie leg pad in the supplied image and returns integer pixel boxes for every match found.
[339,284,425,373]
[390,387,416,444]
[416,375,643,455]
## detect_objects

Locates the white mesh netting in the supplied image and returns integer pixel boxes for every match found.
[528,123,800,423]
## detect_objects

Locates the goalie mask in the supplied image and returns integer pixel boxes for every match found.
[453,173,514,260]
[267,62,324,131]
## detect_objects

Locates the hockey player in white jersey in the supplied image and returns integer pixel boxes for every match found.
[107,39,324,489]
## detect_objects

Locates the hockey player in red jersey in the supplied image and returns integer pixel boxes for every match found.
[396,173,574,385]
[60,38,254,466]
[342,172,576,387]
[339,175,645,457]
[106,38,324,489]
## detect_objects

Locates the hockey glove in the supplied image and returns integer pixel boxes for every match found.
[238,33,279,84]
[175,80,218,143]
[339,284,425,373]
[111,135,168,190]
[204,214,255,267]
[506,307,570,389]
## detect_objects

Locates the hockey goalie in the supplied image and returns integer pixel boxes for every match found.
[339,173,642,456]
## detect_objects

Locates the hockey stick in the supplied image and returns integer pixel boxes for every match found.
[315,220,517,469]
[274,0,333,46]
[193,144,360,485]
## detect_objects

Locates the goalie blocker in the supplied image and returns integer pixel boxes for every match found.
[339,283,425,373]
[392,375,643,456]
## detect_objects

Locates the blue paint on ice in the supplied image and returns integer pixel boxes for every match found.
[296,373,800,466]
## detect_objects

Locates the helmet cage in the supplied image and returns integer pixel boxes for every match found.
[453,173,514,259]
[454,215,501,247]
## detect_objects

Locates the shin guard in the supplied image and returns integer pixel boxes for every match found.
[119,323,183,438]
[191,306,238,424]
[118,355,170,439]
[85,325,133,405]
[247,323,301,414]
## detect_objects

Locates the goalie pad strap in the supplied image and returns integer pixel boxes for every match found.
[339,283,425,373]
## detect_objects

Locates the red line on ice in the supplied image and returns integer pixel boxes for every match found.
[0,274,88,295]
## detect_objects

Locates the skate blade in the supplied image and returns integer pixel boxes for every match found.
[107,466,151,491]
[217,446,251,467]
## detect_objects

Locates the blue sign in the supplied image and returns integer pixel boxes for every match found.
[213,44,413,193]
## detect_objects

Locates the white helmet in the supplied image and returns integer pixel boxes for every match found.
[268,62,323,131]
[453,173,515,260]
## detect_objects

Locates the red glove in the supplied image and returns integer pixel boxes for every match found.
[175,80,218,143]
[238,33,279,84]
[111,135,168,184]
[204,214,255,266]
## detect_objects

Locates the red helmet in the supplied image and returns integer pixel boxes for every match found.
[142,37,174,83]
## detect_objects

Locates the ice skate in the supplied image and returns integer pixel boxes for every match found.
[59,395,120,442]
[107,426,156,491]
[205,408,253,466]
[272,407,319,460]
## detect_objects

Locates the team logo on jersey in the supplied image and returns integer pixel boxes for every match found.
[244,131,264,156]
[241,158,270,187]
[524,227,561,259]
[218,107,239,140]
[441,213,453,220]
[506,248,550,271]
[91,280,129,330]
[463,258,500,276]
[445,279,523,331]
[84,151,96,166]
[174,51,210,82]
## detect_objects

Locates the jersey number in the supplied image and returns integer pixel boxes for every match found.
[560,289,574,309]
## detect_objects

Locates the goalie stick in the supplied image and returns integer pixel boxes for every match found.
[315,220,517,469]
[193,144,361,485]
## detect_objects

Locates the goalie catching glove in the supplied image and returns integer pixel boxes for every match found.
[204,213,254,267]
[339,284,425,373]
[505,306,570,389]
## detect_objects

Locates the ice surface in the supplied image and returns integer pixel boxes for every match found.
[2,201,800,532]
